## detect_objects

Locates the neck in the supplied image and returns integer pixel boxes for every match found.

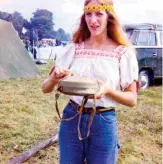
[89,31,110,46]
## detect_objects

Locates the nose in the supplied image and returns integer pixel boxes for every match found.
[89,14,97,24]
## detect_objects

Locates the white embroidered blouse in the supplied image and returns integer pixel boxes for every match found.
[55,42,138,108]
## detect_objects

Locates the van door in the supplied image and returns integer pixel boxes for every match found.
[156,31,163,77]
[132,30,159,76]
[156,48,162,77]
[135,47,158,73]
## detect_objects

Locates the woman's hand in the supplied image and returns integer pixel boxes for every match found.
[50,67,70,80]
[41,67,70,93]
[94,84,107,99]
[88,80,108,99]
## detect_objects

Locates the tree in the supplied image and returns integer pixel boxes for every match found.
[11,12,25,35]
[65,33,71,41]
[55,28,70,41]
[23,19,32,30]
[0,11,27,39]
[0,9,71,42]
[0,11,12,22]
[30,9,54,40]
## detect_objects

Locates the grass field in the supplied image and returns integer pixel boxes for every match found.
[0,61,162,164]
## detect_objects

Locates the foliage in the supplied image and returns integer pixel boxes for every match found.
[0,11,12,21]
[30,9,54,40]
[56,28,68,41]
[0,11,25,35]
[0,9,71,42]
[11,12,25,35]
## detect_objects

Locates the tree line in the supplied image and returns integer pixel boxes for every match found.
[0,9,71,43]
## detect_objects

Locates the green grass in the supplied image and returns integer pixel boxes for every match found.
[0,61,162,164]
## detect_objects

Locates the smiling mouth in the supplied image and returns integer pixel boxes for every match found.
[90,25,99,31]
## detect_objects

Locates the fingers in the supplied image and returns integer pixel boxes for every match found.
[97,79,104,84]
[95,84,106,99]
[55,68,69,78]
[95,92,104,99]
[48,66,55,75]
[88,92,104,99]
[51,67,70,79]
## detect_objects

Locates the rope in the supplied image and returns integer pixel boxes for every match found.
[77,95,96,141]
[55,90,79,121]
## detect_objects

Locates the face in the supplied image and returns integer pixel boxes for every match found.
[84,2,108,37]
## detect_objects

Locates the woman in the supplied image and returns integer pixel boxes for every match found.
[41,0,138,163]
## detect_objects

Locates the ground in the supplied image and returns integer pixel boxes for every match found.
[0,61,162,164]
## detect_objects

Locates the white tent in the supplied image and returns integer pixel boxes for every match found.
[0,19,40,80]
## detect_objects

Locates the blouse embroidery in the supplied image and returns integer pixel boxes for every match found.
[75,42,128,63]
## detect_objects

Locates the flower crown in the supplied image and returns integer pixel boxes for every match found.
[84,4,114,13]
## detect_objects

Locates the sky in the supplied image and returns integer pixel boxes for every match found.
[0,0,162,33]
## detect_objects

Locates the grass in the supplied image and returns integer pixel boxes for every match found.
[0,61,162,164]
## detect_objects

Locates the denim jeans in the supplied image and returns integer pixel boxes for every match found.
[59,103,120,164]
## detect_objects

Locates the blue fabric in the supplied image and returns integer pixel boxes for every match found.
[59,103,120,164]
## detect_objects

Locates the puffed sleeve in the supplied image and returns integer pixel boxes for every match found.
[55,43,75,69]
[119,48,139,90]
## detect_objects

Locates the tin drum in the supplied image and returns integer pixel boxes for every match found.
[57,75,100,96]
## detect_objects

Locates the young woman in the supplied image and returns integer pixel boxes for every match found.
[41,0,138,163]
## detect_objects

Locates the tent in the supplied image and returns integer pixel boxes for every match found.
[0,19,40,80]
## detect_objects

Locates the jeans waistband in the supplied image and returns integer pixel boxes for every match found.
[69,100,115,114]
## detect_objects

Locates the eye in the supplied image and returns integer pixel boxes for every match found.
[85,12,92,16]
[96,12,103,16]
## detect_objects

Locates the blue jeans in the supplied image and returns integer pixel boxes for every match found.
[59,103,120,164]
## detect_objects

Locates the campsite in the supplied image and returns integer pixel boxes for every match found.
[0,2,162,163]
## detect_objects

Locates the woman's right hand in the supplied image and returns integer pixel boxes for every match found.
[50,67,70,80]
[42,67,70,93]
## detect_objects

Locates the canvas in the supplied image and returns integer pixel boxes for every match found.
[0,19,40,80]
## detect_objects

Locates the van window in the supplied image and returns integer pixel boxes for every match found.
[126,30,134,41]
[160,31,163,45]
[131,30,156,46]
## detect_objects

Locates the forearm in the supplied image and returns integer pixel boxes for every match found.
[41,75,59,93]
[106,88,137,107]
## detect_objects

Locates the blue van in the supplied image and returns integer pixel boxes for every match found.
[124,23,162,89]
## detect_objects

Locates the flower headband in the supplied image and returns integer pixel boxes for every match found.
[84,4,114,13]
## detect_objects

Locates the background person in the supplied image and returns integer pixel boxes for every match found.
[31,46,37,59]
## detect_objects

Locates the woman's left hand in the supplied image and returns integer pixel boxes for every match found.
[88,81,109,99]
[94,84,108,99]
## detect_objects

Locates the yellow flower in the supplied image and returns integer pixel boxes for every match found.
[84,4,114,13]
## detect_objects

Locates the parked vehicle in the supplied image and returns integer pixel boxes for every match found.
[124,23,162,89]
